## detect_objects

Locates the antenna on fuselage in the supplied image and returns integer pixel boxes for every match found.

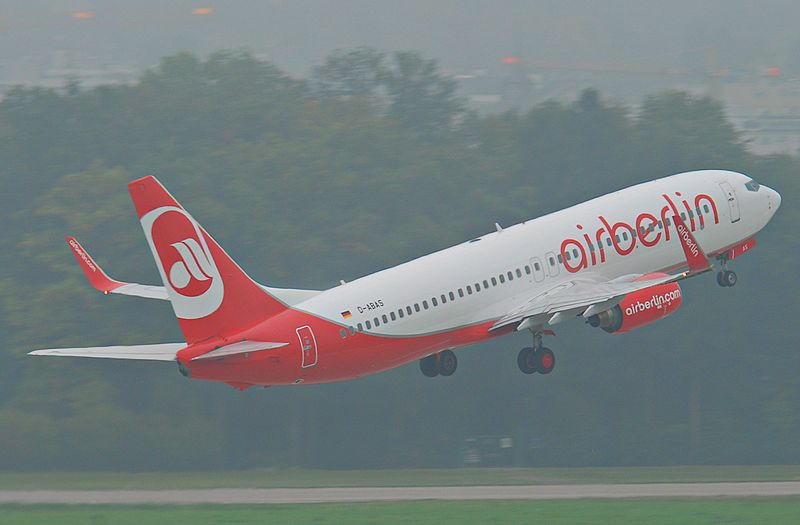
[495,222,503,232]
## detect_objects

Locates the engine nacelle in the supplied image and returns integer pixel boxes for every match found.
[588,273,682,334]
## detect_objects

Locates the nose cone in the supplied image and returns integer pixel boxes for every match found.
[764,185,781,213]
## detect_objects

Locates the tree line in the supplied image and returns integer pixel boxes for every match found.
[0,49,798,470]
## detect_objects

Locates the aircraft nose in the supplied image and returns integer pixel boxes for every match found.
[765,186,781,212]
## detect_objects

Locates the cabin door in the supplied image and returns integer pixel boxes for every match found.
[719,182,741,223]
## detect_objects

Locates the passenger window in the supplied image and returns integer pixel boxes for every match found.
[557,254,563,263]
[681,212,686,221]
[406,306,413,315]
[374,317,380,326]
[365,320,372,329]
[524,266,531,275]
[432,297,438,306]
[534,262,541,271]
[441,294,447,304]
[565,251,571,261]
[622,232,628,241]
[492,277,498,285]
[516,268,522,278]
[704,204,710,213]
[507,271,514,280]
[414,303,420,312]
[606,238,612,246]
[398,309,404,318]
[549,257,555,265]
[390,312,396,321]
[483,279,489,288]
[466,285,473,295]
[340,329,347,339]
[665,218,671,226]
[588,244,594,252]
[349,326,356,335]
[422,300,429,310]
[357,322,363,331]
[449,291,455,300]
[474,283,481,292]
[499,274,506,283]
[615,234,620,243]
[458,288,464,297]
[688,210,694,218]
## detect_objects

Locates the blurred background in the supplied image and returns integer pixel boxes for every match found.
[0,0,798,471]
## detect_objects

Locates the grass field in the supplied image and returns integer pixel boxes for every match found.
[2,499,800,525]
[2,465,800,490]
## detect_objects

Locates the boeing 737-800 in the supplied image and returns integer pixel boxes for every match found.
[31,170,780,390]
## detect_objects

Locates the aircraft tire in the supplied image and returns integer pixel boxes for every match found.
[535,348,555,375]
[517,347,537,374]
[437,350,458,377]
[420,355,439,377]
[723,270,737,287]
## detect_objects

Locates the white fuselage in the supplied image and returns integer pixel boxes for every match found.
[294,170,779,336]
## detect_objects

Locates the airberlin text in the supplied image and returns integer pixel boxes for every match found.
[560,192,718,273]
[626,288,682,316]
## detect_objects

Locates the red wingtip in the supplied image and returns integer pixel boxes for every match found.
[128,176,182,219]
[671,215,711,274]
[66,236,123,293]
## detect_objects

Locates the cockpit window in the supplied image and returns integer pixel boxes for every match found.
[745,179,760,192]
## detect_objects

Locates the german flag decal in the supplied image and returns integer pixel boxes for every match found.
[340,310,352,319]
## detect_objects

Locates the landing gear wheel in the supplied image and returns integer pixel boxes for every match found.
[723,270,737,287]
[437,350,458,377]
[717,270,737,287]
[517,347,537,374]
[535,348,555,375]
[420,355,439,377]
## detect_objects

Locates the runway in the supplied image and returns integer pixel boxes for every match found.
[3,482,800,504]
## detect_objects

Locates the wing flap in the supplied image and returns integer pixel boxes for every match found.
[29,342,185,361]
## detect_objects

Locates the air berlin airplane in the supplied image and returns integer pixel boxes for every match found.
[31,170,780,390]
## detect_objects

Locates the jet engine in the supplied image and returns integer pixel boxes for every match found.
[588,273,682,334]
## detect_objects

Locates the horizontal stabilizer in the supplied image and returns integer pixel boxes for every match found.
[191,340,288,361]
[29,342,184,361]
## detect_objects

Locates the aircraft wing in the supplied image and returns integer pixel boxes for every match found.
[66,236,169,300]
[492,213,712,331]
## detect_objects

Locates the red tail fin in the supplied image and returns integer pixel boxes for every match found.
[128,176,285,344]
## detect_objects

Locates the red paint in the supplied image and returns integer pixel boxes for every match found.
[727,238,756,260]
[178,310,511,386]
[560,192,719,273]
[614,273,683,334]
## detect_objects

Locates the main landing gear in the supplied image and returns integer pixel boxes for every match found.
[420,350,457,377]
[716,255,738,287]
[517,330,555,375]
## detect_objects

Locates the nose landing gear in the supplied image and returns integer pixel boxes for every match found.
[716,255,738,287]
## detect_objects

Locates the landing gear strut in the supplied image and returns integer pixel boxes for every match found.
[419,350,458,377]
[716,255,738,287]
[517,330,555,375]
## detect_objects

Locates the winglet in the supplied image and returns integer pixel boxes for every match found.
[65,236,124,294]
[671,215,712,274]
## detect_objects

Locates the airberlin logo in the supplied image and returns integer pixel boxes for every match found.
[68,239,97,273]
[560,192,718,273]
[140,206,224,319]
[625,289,682,316]
[168,238,214,290]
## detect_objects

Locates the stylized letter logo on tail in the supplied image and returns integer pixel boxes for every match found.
[129,176,288,344]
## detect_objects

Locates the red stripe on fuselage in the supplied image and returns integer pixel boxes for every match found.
[179,309,512,386]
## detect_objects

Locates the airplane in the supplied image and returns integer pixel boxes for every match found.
[30,170,781,390]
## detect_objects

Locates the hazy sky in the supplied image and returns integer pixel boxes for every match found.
[1,1,799,78]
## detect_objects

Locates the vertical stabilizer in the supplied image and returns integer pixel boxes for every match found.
[128,176,285,344]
